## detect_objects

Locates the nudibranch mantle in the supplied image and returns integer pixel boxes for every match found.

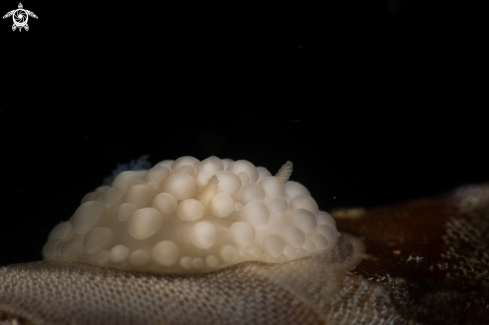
[43,156,339,273]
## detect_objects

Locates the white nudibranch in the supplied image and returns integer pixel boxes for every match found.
[43,156,339,273]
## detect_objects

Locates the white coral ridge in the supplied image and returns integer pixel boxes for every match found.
[43,156,339,273]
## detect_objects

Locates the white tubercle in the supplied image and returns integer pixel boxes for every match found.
[260,176,285,199]
[284,226,305,248]
[171,156,200,171]
[129,249,150,266]
[191,222,216,249]
[43,156,339,274]
[151,193,177,214]
[215,171,241,194]
[230,221,255,246]
[241,183,265,203]
[240,202,270,228]
[47,221,73,242]
[163,173,197,200]
[110,245,130,263]
[197,157,224,174]
[152,240,180,266]
[83,227,114,254]
[144,166,170,186]
[210,193,234,217]
[127,208,163,240]
[72,201,107,235]
[176,199,204,221]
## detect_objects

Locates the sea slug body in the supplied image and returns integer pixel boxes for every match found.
[43,156,339,274]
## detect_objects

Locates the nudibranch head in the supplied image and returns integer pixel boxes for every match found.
[43,156,339,273]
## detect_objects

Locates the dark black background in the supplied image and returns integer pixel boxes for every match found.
[0,0,485,266]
